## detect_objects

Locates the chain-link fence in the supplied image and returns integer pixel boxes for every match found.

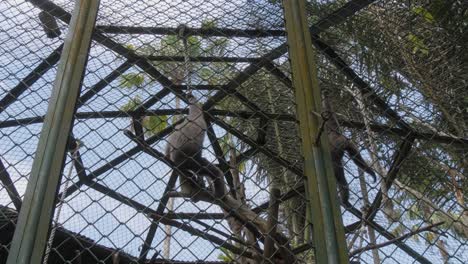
[0,0,466,263]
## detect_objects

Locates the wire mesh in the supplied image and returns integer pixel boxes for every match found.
[0,0,467,263]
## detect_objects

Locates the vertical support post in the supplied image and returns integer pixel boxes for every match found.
[282,1,349,264]
[6,1,100,263]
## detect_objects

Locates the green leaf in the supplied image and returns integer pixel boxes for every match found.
[407,33,429,55]
[121,96,142,112]
[217,247,235,261]
[412,7,435,23]
[201,19,217,30]
[392,224,405,237]
[143,115,168,135]
[408,204,421,220]
[125,44,136,51]
[119,73,145,89]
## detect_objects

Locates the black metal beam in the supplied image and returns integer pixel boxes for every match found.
[59,119,184,200]
[0,44,63,114]
[72,150,88,183]
[77,60,133,108]
[162,212,225,220]
[345,205,431,264]
[139,171,179,260]
[97,25,285,38]
[3,112,466,147]
[210,116,303,177]
[263,61,292,89]
[205,121,236,197]
[146,55,261,63]
[0,159,22,210]
[311,0,377,35]
[366,134,416,221]
[85,181,255,260]
[311,35,412,132]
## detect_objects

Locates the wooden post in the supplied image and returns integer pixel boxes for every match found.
[283,0,349,263]
[6,1,100,263]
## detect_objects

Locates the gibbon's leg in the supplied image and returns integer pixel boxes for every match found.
[196,157,227,200]
[332,153,351,207]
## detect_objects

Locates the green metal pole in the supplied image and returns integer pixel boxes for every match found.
[282,1,349,264]
[6,1,100,263]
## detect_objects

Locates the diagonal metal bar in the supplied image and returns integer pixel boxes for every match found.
[139,171,179,260]
[77,60,133,108]
[311,0,377,35]
[96,0,376,38]
[85,181,256,260]
[191,218,248,246]
[202,46,287,111]
[59,119,183,200]
[345,205,431,264]
[202,0,377,112]
[211,116,303,177]
[365,134,416,221]
[205,120,235,196]
[311,35,412,131]
[264,61,293,88]
[28,0,375,130]
[0,44,63,114]
[253,185,305,214]
[72,149,88,183]
[344,134,416,233]
[0,159,22,210]
[28,0,177,113]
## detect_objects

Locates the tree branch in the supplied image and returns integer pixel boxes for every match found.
[349,222,444,257]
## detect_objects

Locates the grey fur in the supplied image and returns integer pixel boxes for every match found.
[323,93,376,207]
[165,94,226,201]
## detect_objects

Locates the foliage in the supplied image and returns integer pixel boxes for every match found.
[119,73,145,89]
[217,247,235,262]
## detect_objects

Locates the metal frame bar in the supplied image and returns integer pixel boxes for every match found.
[0,159,22,210]
[0,44,63,114]
[2,110,466,146]
[97,25,286,37]
[85,181,257,260]
[345,205,432,263]
[205,120,235,195]
[77,60,133,108]
[311,0,377,34]
[59,119,184,200]
[146,55,262,63]
[283,0,348,263]
[139,171,178,260]
[6,1,100,263]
